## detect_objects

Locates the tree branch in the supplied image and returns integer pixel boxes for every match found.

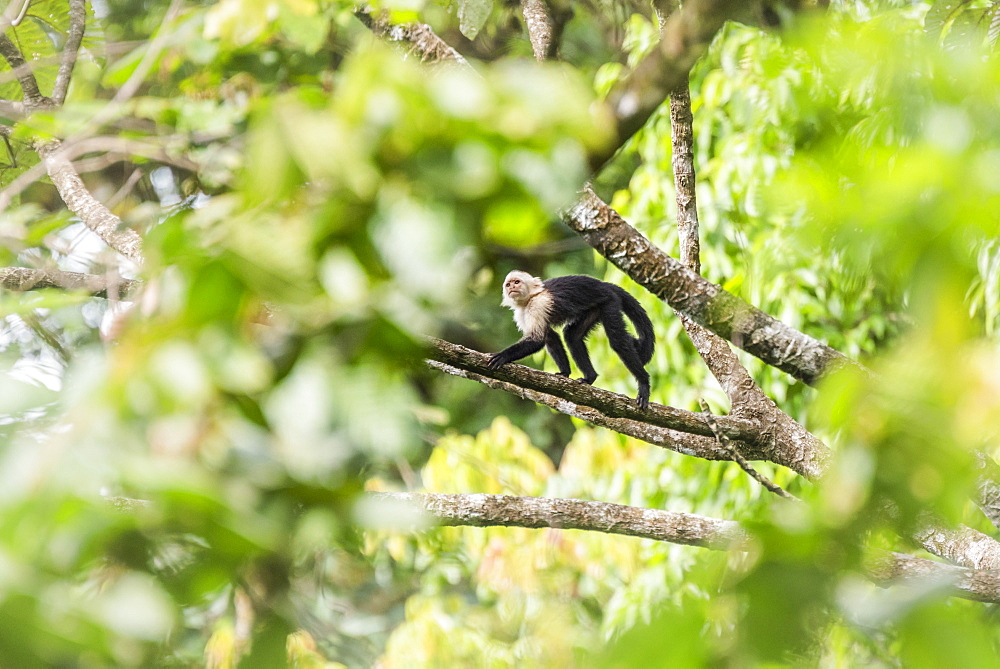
[668,82,818,497]
[355,8,467,65]
[52,0,87,105]
[595,0,743,167]
[376,491,748,548]
[430,338,754,439]
[0,34,51,107]
[0,34,52,105]
[563,188,856,387]
[520,0,570,61]
[427,337,829,478]
[914,522,1000,571]
[670,82,772,417]
[520,0,556,61]
[377,491,1000,603]
[429,358,741,463]
[32,139,143,261]
[0,266,139,297]
[868,552,1000,604]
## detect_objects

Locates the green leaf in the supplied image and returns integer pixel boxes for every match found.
[457,0,491,39]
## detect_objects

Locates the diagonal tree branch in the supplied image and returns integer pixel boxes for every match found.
[595,0,743,167]
[355,8,468,65]
[0,34,51,106]
[32,139,143,261]
[869,552,1000,604]
[431,338,755,440]
[563,188,857,386]
[914,522,1000,571]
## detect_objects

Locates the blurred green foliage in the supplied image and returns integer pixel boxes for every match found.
[1,0,1000,667]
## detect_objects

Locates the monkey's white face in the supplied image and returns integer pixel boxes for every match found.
[500,270,553,336]
[501,270,540,307]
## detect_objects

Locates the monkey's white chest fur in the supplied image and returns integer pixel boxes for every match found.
[512,291,554,339]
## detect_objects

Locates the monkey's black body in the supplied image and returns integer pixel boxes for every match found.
[488,275,656,409]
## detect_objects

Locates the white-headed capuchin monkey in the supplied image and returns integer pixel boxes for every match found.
[487,270,656,409]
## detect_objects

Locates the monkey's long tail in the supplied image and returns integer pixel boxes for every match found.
[621,292,655,365]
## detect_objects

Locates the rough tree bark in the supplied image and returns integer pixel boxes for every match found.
[355,8,468,65]
[377,491,1000,604]
[668,81,824,493]
[0,267,139,297]
[376,492,748,548]
[427,338,830,477]
[563,189,855,387]
[34,140,144,261]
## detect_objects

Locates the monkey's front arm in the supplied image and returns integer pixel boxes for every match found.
[487,336,545,370]
[487,329,575,378]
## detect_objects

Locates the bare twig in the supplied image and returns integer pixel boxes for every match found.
[106,168,144,210]
[700,399,800,500]
[67,0,184,142]
[53,0,88,105]
[0,135,198,213]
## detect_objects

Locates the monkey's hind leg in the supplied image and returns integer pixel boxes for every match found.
[544,328,572,377]
[600,303,651,409]
[564,311,600,385]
